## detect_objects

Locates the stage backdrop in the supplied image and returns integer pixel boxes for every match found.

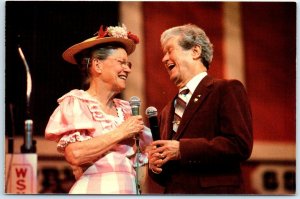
[141,1,296,143]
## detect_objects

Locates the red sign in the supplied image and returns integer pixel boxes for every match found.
[5,154,37,194]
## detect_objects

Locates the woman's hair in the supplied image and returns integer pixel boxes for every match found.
[160,24,213,69]
[74,43,126,89]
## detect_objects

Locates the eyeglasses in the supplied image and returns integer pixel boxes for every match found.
[107,58,132,69]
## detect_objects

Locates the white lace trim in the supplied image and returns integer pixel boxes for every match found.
[57,131,92,153]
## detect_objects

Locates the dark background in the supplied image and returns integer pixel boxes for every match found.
[5,1,120,137]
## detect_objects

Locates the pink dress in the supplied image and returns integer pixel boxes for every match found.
[45,89,152,194]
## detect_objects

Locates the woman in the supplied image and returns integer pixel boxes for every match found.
[45,24,152,194]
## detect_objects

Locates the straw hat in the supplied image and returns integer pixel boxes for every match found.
[62,24,139,64]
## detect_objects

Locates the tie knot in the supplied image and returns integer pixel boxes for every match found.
[179,88,189,95]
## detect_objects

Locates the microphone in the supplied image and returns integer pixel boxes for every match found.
[24,119,33,151]
[129,96,141,116]
[145,106,161,141]
[129,96,141,140]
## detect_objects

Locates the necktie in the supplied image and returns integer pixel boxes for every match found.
[173,88,189,134]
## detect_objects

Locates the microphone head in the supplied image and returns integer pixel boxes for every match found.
[145,106,158,118]
[129,96,141,107]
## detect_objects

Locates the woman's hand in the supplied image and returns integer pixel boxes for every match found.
[69,163,92,180]
[70,165,84,180]
[118,115,144,139]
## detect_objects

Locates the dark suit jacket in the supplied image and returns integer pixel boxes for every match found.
[150,75,253,194]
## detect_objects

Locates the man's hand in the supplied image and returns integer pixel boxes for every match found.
[148,140,180,174]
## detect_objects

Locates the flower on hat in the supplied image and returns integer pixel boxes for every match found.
[107,24,128,38]
[128,32,139,44]
[97,24,139,44]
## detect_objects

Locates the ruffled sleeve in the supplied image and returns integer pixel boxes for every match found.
[45,90,95,143]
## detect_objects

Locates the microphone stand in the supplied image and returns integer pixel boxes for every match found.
[135,136,141,194]
[6,44,38,194]
[18,46,36,153]
[129,96,142,194]
[5,44,38,194]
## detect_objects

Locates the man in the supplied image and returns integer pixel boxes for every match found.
[148,24,253,194]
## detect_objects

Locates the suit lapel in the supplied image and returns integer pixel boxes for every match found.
[173,75,214,140]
